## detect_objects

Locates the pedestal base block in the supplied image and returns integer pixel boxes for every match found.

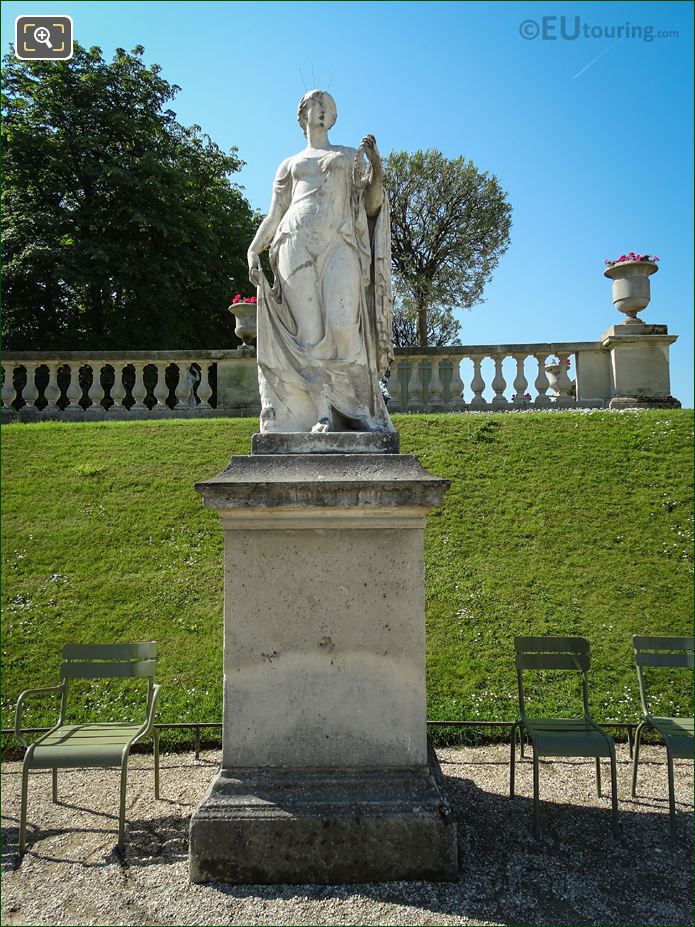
[190,748,458,884]
[609,395,681,410]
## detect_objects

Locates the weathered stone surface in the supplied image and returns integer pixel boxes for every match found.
[600,323,678,404]
[609,395,681,410]
[194,454,450,772]
[252,431,400,455]
[189,743,458,884]
[195,453,449,512]
[191,452,455,883]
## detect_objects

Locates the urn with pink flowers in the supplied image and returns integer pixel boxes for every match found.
[603,253,659,324]
[228,293,257,345]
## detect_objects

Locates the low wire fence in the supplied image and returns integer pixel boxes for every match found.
[1,719,638,761]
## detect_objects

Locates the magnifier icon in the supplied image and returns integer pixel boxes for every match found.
[33,26,53,49]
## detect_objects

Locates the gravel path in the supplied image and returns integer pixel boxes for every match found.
[1,744,692,926]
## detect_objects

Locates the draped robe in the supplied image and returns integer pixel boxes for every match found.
[256,146,395,433]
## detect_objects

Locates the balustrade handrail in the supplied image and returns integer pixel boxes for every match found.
[393,341,601,356]
[3,341,602,362]
[2,349,243,361]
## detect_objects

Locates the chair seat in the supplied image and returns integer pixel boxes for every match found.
[28,723,144,768]
[650,716,694,759]
[523,717,613,757]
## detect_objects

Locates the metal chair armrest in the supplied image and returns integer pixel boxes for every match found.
[132,684,161,745]
[14,684,65,748]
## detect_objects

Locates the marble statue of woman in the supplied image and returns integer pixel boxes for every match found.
[247,90,395,434]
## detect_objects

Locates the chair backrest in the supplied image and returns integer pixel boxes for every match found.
[61,642,157,679]
[632,636,693,718]
[515,636,591,718]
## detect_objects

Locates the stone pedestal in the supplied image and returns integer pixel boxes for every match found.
[189,437,458,884]
[216,349,261,417]
[601,323,680,409]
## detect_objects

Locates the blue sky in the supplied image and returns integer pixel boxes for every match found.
[2,0,693,405]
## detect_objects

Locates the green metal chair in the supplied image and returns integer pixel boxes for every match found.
[15,642,160,853]
[631,635,694,836]
[510,636,618,837]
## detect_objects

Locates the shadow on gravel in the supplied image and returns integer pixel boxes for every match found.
[2,765,692,927]
[200,773,692,927]
[2,813,189,872]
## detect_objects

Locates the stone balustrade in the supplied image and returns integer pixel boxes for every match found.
[1,351,243,422]
[1,329,679,423]
[385,342,599,412]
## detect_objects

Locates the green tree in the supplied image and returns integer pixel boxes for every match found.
[391,298,461,348]
[384,149,512,347]
[2,43,257,350]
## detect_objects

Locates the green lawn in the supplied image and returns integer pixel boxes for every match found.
[2,411,692,746]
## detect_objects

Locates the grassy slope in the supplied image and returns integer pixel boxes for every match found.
[2,411,692,744]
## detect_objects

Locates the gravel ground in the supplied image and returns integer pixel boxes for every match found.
[1,744,692,926]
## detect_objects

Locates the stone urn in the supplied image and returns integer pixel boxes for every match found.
[544,363,561,397]
[604,260,658,324]
[228,299,257,346]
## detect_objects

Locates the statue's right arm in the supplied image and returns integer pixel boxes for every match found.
[247,159,292,284]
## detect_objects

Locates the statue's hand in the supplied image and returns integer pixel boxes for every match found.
[248,250,263,287]
[360,134,381,171]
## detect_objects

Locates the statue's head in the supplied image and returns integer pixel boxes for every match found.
[297,90,337,138]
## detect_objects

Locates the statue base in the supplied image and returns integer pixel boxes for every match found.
[252,431,400,455]
[190,742,457,884]
[189,450,457,883]
[608,395,681,410]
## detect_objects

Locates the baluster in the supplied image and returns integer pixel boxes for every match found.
[512,355,529,406]
[152,362,171,415]
[491,354,509,408]
[85,362,105,418]
[427,358,444,409]
[386,361,403,412]
[174,363,192,411]
[109,364,128,416]
[406,359,423,410]
[22,362,40,416]
[534,354,551,407]
[469,355,487,409]
[1,363,16,418]
[555,352,573,407]
[448,355,466,411]
[64,364,84,418]
[131,362,149,414]
[42,362,61,416]
[195,362,213,411]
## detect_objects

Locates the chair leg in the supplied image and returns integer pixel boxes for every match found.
[595,758,602,798]
[631,721,645,797]
[19,762,30,854]
[609,747,619,837]
[666,749,676,838]
[532,748,540,839]
[153,728,160,800]
[52,768,58,803]
[520,728,526,759]
[118,754,129,850]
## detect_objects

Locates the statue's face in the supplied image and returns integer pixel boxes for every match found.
[303,91,337,133]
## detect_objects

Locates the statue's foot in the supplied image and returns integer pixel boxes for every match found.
[311,417,331,434]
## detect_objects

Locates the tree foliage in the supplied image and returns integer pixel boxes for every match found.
[391,298,461,348]
[384,149,512,347]
[2,44,257,350]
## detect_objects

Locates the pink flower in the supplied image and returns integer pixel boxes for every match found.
[635,254,642,261]
[232,294,242,304]
[244,296,257,304]
[619,254,627,262]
